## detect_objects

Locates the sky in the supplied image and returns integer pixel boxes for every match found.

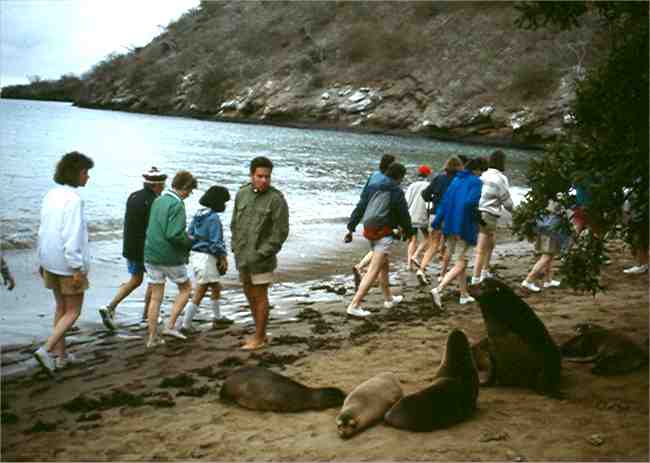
[0,0,200,87]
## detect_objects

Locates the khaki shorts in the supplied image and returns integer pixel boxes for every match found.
[239,271,273,286]
[479,212,499,234]
[445,236,474,263]
[42,269,89,295]
[189,251,220,285]
[535,234,560,256]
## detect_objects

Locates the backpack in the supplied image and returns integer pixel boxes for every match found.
[361,190,392,241]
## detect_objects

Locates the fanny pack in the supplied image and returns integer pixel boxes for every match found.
[363,225,392,241]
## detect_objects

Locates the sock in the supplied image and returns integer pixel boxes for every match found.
[211,299,221,319]
[183,302,197,329]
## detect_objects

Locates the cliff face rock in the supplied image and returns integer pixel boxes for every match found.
[76,1,606,146]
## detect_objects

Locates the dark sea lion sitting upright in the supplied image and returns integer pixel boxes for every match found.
[468,278,561,397]
[561,323,649,375]
[384,329,479,432]
[220,366,346,412]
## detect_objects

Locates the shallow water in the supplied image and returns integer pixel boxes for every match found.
[0,99,536,346]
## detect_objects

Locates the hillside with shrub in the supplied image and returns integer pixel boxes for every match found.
[4,2,608,146]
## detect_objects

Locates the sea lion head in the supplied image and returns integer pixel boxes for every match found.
[468,277,508,303]
[336,411,358,438]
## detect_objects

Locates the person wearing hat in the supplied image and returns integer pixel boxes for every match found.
[181,185,232,332]
[98,166,167,331]
[405,164,433,271]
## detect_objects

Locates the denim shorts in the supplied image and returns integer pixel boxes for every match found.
[145,263,189,284]
[127,260,145,275]
[370,235,394,254]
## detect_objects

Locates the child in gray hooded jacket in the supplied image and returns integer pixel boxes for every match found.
[183,185,232,331]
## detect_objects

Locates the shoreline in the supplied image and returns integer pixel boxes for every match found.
[1,97,546,150]
[2,237,647,460]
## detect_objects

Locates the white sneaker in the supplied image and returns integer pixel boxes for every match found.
[543,280,561,288]
[33,346,56,376]
[471,276,482,285]
[346,306,371,317]
[481,271,495,279]
[521,280,541,292]
[54,352,79,370]
[459,295,476,305]
[623,265,648,274]
[416,270,429,285]
[99,305,116,331]
[430,288,443,309]
[384,295,403,309]
[146,336,166,349]
[161,327,187,340]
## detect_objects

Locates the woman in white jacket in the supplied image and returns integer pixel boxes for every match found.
[33,151,94,376]
[471,150,513,284]
[404,165,432,270]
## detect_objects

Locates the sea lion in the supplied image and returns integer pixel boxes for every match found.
[335,372,403,438]
[468,278,561,397]
[220,366,346,412]
[561,323,649,375]
[384,329,479,432]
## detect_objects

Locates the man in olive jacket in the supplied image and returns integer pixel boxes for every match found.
[144,170,197,347]
[231,156,289,350]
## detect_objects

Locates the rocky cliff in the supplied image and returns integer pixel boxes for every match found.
[76,1,606,147]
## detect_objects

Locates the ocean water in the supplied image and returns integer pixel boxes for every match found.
[0,99,535,345]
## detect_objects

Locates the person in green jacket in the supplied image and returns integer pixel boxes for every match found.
[231,156,289,350]
[144,170,197,348]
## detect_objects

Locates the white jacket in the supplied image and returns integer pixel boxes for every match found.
[478,168,514,217]
[38,185,90,275]
[405,180,430,227]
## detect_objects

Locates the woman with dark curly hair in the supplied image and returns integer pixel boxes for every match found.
[34,151,94,375]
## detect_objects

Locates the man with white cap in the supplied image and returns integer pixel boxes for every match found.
[99,166,167,330]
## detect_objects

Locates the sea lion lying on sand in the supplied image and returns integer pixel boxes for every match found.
[220,366,346,412]
[468,278,561,397]
[561,323,649,375]
[336,372,403,438]
[384,329,479,432]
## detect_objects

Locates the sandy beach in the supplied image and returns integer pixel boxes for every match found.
[1,236,648,461]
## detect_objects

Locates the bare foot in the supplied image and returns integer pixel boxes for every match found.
[241,337,269,351]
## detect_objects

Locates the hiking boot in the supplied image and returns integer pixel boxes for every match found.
[99,305,116,331]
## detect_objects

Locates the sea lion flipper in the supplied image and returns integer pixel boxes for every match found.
[480,350,497,387]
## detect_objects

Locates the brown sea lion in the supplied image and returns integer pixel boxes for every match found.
[335,372,403,438]
[220,366,346,412]
[468,278,561,397]
[384,329,479,432]
[561,323,649,375]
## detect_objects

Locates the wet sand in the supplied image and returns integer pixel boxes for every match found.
[1,238,648,461]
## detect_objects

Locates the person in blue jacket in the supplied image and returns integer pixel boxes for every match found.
[430,157,483,309]
[182,185,232,331]
[344,162,412,317]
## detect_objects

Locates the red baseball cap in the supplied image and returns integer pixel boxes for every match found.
[418,165,432,176]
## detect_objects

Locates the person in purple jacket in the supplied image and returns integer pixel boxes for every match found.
[430,157,483,310]
[182,185,232,332]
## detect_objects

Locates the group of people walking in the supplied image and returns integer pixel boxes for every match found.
[32,152,288,376]
[343,150,561,313]
[27,147,646,376]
